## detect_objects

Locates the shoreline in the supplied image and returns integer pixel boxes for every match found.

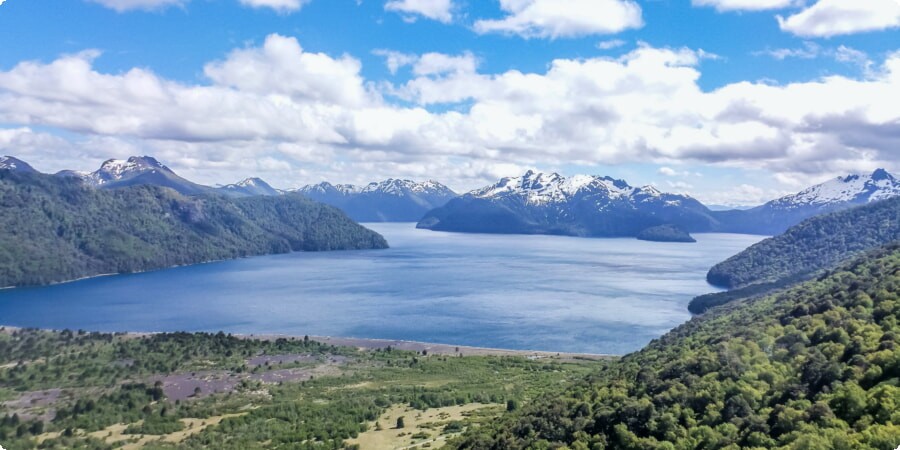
[0,325,614,361]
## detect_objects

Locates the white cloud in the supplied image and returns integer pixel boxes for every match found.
[658,167,677,176]
[757,42,871,68]
[0,36,898,192]
[597,39,627,50]
[238,0,310,13]
[372,49,418,74]
[758,41,822,60]
[692,0,799,12]
[473,0,643,39]
[203,34,371,106]
[778,0,900,37]
[413,52,478,76]
[385,0,454,23]
[86,0,186,12]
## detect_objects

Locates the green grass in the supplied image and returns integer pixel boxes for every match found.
[0,329,604,449]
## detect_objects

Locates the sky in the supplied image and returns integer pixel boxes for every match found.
[0,0,898,205]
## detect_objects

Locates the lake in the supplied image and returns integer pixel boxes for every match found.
[0,224,763,354]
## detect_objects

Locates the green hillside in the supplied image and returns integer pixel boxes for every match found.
[0,170,387,288]
[452,244,900,449]
[707,197,900,290]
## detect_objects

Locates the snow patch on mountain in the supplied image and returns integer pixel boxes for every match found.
[298,179,455,197]
[770,169,900,208]
[471,170,674,206]
[0,156,37,173]
[87,156,169,186]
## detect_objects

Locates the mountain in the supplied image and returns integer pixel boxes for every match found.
[0,156,37,173]
[296,179,458,222]
[453,244,900,449]
[0,170,387,288]
[417,170,718,238]
[219,177,281,197]
[714,169,900,235]
[690,197,900,314]
[709,196,900,289]
[70,156,215,196]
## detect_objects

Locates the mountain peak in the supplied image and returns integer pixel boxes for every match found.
[772,169,900,208]
[93,155,172,185]
[220,177,280,197]
[871,168,893,181]
[473,171,651,205]
[0,156,38,173]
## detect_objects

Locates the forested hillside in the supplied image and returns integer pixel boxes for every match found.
[707,197,900,289]
[0,171,387,287]
[452,244,900,449]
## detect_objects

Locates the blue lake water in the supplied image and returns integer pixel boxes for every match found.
[0,224,763,354]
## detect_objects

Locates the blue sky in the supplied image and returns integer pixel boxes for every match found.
[0,0,898,205]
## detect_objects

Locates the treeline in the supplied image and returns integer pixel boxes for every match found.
[0,171,387,287]
[451,244,900,449]
[707,197,900,289]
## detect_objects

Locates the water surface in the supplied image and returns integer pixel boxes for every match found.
[0,224,763,354]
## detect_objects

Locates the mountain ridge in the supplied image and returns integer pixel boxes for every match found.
[296,178,458,222]
[417,170,718,238]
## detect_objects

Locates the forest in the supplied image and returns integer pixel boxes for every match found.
[451,244,900,449]
[707,197,900,289]
[0,170,388,288]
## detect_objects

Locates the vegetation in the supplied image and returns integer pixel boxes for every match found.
[707,197,899,289]
[0,328,602,449]
[0,170,388,287]
[452,244,900,449]
[636,225,696,243]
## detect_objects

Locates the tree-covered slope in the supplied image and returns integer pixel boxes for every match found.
[0,170,387,287]
[452,244,900,449]
[707,197,900,289]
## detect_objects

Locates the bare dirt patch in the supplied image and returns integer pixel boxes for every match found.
[345,403,502,450]
[36,413,246,449]
[149,354,351,401]
[1,388,64,421]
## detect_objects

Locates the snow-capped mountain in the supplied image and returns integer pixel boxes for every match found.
[219,177,280,197]
[470,170,669,206]
[713,169,900,235]
[296,179,458,222]
[417,170,717,239]
[0,156,37,173]
[770,169,900,208]
[67,156,213,196]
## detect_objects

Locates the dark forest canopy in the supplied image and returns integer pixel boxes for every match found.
[0,170,387,288]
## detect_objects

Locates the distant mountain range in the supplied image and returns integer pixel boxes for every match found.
[295,179,457,222]
[3,155,898,236]
[417,170,716,238]
[712,169,900,235]
[418,168,900,239]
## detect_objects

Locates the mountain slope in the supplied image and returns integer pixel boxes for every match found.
[714,169,900,235]
[297,179,458,222]
[707,197,900,289]
[418,171,718,238]
[453,244,900,449]
[77,156,214,196]
[219,177,281,197]
[0,156,37,173]
[0,170,387,288]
